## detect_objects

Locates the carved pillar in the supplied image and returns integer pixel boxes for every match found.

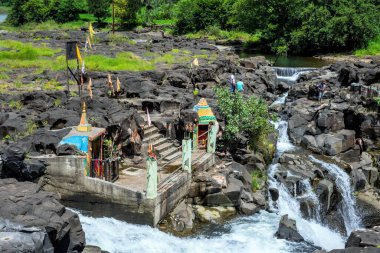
[207,124,217,153]
[146,159,158,199]
[182,138,192,173]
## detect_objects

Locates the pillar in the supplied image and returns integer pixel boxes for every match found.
[192,125,198,150]
[207,124,217,153]
[146,159,158,199]
[182,138,192,173]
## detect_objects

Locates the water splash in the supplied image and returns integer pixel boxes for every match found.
[308,156,361,235]
[77,211,313,253]
[274,67,317,83]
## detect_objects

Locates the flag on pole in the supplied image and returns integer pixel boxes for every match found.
[146,108,151,127]
[191,58,199,68]
[89,23,95,41]
[116,77,121,93]
[87,78,93,100]
[76,44,83,65]
[81,60,85,74]
[107,74,115,96]
[87,36,92,49]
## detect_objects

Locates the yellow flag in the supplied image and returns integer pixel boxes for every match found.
[87,78,93,99]
[87,36,92,49]
[107,74,115,95]
[76,44,83,64]
[116,77,121,93]
[89,23,95,40]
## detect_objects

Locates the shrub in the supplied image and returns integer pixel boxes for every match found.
[214,87,274,151]
[87,0,110,23]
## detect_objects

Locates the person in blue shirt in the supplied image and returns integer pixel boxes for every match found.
[236,81,244,92]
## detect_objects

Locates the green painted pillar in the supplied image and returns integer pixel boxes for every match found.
[193,125,198,150]
[146,159,158,199]
[182,138,192,173]
[207,124,217,153]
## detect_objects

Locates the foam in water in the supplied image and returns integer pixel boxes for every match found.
[308,156,361,234]
[297,179,321,222]
[272,120,295,155]
[271,92,288,106]
[78,211,313,253]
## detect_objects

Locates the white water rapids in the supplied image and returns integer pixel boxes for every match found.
[75,68,360,253]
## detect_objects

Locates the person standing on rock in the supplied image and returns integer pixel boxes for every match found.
[317,80,326,104]
[229,74,236,93]
[236,81,244,92]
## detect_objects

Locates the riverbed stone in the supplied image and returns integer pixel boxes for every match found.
[223,177,244,207]
[203,192,234,207]
[239,200,259,215]
[193,205,236,223]
[316,179,334,215]
[346,226,380,248]
[275,214,304,242]
[351,168,368,191]
[361,166,379,187]
[324,135,343,155]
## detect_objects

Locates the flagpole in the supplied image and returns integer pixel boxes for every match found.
[112,0,115,34]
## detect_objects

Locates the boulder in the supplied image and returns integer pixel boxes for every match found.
[170,200,194,232]
[346,227,380,248]
[361,167,379,187]
[203,192,233,207]
[316,179,334,215]
[351,169,368,191]
[324,135,343,156]
[275,214,304,242]
[0,179,85,252]
[269,188,279,201]
[193,205,236,223]
[335,129,356,152]
[223,177,244,207]
[239,201,259,215]
[317,111,345,132]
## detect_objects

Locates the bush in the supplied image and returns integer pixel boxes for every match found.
[174,0,229,34]
[54,0,87,23]
[214,87,274,151]
[114,0,141,26]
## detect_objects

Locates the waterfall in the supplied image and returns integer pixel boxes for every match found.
[274,67,317,83]
[267,117,345,250]
[308,156,361,235]
[298,179,321,222]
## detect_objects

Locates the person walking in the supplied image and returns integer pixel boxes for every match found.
[229,74,236,93]
[317,80,326,104]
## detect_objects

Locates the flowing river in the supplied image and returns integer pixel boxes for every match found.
[76,67,360,253]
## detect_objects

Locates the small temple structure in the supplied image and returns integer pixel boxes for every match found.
[192,98,217,149]
[58,102,110,179]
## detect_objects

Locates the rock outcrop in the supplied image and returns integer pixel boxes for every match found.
[0,179,85,252]
[275,214,304,242]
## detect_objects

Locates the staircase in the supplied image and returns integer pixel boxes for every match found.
[139,111,182,166]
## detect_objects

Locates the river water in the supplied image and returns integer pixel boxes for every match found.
[0,14,7,23]
[76,67,360,253]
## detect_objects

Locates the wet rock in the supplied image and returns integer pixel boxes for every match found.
[269,188,279,201]
[275,214,304,242]
[356,189,380,227]
[251,190,266,207]
[351,168,368,191]
[193,205,236,223]
[316,179,334,215]
[170,200,194,232]
[203,192,233,207]
[239,200,259,215]
[346,227,380,248]
[0,179,85,252]
[361,167,379,187]
[223,177,244,207]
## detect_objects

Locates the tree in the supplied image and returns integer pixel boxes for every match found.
[87,0,110,23]
[54,0,87,23]
[114,0,141,26]
[174,0,229,34]
[214,87,274,151]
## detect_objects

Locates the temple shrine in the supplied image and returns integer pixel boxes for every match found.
[192,98,217,149]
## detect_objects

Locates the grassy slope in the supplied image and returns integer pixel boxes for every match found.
[355,36,380,57]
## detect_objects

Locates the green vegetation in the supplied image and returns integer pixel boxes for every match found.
[174,0,380,54]
[251,171,266,192]
[86,52,155,71]
[9,100,22,110]
[355,36,380,56]
[107,33,136,45]
[87,0,110,23]
[7,0,87,25]
[186,27,261,44]
[214,87,274,151]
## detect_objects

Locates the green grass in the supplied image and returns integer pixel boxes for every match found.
[355,35,380,56]
[186,28,261,44]
[107,33,137,45]
[154,19,175,26]
[86,52,155,71]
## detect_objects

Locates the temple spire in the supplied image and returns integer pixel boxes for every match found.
[77,101,92,132]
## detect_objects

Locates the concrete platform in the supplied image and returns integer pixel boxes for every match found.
[34,150,215,226]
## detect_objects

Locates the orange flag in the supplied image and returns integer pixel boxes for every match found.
[116,77,121,93]
[107,74,115,96]
[87,78,93,99]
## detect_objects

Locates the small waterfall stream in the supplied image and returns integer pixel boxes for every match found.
[274,67,317,83]
[309,156,361,234]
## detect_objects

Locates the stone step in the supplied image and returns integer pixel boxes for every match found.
[152,138,166,147]
[144,127,159,137]
[143,133,162,143]
[159,146,180,158]
[155,142,174,154]
[143,124,155,131]
[163,150,182,162]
